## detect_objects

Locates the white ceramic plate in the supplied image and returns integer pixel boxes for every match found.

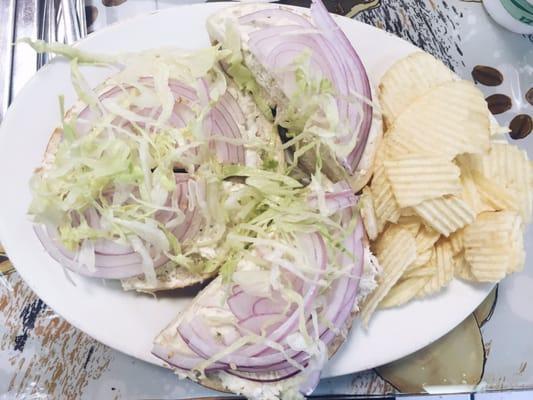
[0,3,494,378]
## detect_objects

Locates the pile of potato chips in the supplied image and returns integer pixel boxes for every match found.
[359,52,533,326]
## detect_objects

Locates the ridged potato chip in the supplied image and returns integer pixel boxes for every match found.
[415,225,441,253]
[454,252,476,281]
[397,215,422,236]
[363,51,533,315]
[384,155,462,207]
[386,81,490,158]
[457,153,520,214]
[457,164,492,214]
[479,144,532,223]
[419,240,454,296]
[371,164,401,232]
[361,225,417,326]
[464,210,518,247]
[360,187,379,241]
[404,260,435,279]
[410,248,433,268]
[385,138,413,159]
[373,136,390,166]
[448,229,464,255]
[379,276,431,309]
[378,52,456,127]
[461,145,532,222]
[400,207,418,217]
[465,247,509,282]
[473,172,517,213]
[414,195,475,236]
[464,211,524,281]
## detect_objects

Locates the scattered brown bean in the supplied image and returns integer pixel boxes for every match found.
[471,65,503,86]
[526,88,533,106]
[509,114,532,140]
[486,94,512,115]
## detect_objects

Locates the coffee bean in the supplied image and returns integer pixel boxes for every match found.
[472,65,503,86]
[486,94,512,115]
[509,114,532,140]
[526,88,533,106]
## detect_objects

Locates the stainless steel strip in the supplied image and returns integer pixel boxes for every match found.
[37,0,58,69]
[0,0,17,121]
[61,0,82,44]
[10,0,40,100]
[56,0,65,44]
[76,0,87,38]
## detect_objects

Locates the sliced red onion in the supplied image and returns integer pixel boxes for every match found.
[242,0,372,174]
[308,189,359,214]
[265,41,331,79]
[310,0,372,170]
[236,233,326,349]
[239,313,284,335]
[156,204,365,390]
[36,174,199,279]
[228,288,287,321]
[170,174,204,242]
[227,290,262,321]
[46,226,161,268]
[94,240,132,255]
[249,29,345,86]
[74,76,246,165]
[249,27,349,108]
[39,62,262,279]
[243,213,364,372]
[319,213,364,346]
[228,214,364,377]
[179,316,310,372]
[172,232,327,369]
[168,79,200,102]
[252,297,287,316]
[209,93,246,164]
[35,225,152,279]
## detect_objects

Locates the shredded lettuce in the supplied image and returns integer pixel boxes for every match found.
[28,44,241,280]
[28,41,362,384]
[276,52,336,135]
[19,38,118,64]
[222,21,273,120]
[272,50,364,178]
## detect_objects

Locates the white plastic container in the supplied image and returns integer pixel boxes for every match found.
[484,0,533,34]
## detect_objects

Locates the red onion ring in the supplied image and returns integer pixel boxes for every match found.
[227,290,262,321]
[38,62,262,278]
[169,232,327,372]
[241,1,372,174]
[308,189,359,214]
[35,174,199,279]
[310,0,372,170]
[152,193,365,390]
[239,313,284,335]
